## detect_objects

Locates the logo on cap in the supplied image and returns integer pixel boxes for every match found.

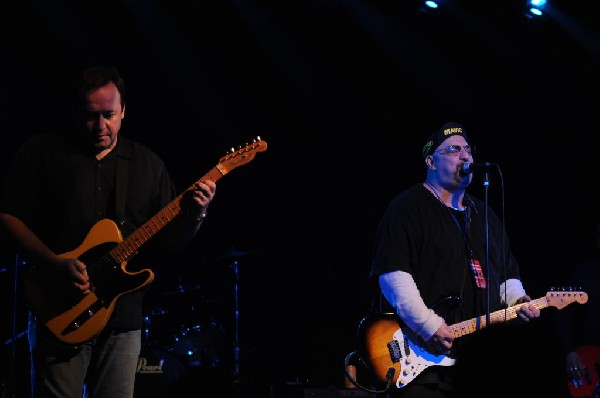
[443,127,463,136]
[422,141,434,157]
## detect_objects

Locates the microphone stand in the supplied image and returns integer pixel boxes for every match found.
[482,171,491,326]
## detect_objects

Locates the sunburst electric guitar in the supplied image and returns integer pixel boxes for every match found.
[24,138,267,347]
[358,290,588,390]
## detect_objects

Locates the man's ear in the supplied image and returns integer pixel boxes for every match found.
[425,156,436,171]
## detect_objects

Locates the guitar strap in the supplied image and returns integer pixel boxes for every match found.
[115,139,133,227]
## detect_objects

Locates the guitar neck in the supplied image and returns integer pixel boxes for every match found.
[105,137,267,263]
[108,166,226,263]
[449,296,548,338]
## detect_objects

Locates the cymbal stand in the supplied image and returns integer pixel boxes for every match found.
[1,254,22,398]
[231,257,241,386]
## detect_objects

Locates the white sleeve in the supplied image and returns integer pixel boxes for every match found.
[379,270,444,341]
[499,278,527,306]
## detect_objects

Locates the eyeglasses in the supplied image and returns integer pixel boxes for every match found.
[435,145,475,156]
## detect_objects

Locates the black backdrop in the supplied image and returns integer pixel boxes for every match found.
[2,0,600,396]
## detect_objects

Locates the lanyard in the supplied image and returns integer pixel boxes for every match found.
[426,182,486,289]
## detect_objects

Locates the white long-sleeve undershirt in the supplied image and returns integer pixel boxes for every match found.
[379,270,527,341]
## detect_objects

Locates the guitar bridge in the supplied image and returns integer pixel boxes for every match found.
[388,339,402,363]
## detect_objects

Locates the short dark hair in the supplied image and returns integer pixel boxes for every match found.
[75,65,126,107]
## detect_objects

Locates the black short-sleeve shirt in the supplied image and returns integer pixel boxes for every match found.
[370,183,522,324]
[1,133,176,329]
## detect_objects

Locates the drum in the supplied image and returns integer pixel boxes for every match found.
[142,307,171,348]
[143,279,224,349]
[168,319,226,368]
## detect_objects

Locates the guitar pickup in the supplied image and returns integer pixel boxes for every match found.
[388,340,402,363]
[61,299,107,336]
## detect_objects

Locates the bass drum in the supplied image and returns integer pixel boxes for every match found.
[134,346,188,398]
[167,318,227,369]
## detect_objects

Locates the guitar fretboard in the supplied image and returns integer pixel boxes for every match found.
[449,290,588,338]
[108,138,266,263]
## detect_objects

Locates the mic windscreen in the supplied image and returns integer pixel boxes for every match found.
[461,162,495,176]
[461,162,474,176]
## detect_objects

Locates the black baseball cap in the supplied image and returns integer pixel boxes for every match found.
[422,122,469,157]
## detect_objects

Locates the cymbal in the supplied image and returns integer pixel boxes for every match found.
[210,246,269,262]
[163,283,203,296]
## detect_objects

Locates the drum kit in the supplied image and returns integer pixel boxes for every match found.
[140,246,262,384]
[142,282,227,369]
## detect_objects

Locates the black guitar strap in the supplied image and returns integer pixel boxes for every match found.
[115,139,132,228]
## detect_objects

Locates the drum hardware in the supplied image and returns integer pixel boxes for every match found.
[168,320,226,368]
[208,244,268,395]
[162,282,203,296]
[211,248,259,262]
[142,286,225,368]
[140,245,265,396]
[142,307,169,347]
[209,245,250,382]
[1,255,28,398]
[232,256,241,381]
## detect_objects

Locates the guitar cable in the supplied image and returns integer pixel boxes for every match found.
[344,351,396,394]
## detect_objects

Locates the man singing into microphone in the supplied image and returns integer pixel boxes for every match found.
[368,122,541,397]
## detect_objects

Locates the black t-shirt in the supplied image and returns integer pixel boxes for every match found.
[0,133,177,329]
[370,183,522,325]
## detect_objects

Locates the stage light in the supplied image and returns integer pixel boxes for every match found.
[525,0,547,18]
[419,0,440,13]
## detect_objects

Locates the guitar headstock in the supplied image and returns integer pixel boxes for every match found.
[218,137,267,174]
[546,290,588,309]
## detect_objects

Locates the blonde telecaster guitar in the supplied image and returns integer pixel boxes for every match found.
[24,138,267,347]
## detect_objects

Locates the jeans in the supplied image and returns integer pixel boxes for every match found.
[29,312,141,398]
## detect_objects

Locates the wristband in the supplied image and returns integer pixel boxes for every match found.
[194,212,207,222]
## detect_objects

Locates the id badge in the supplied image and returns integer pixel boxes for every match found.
[469,258,486,289]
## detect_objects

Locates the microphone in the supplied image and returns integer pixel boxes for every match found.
[461,162,496,176]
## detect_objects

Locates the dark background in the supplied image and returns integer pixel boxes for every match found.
[2,0,600,396]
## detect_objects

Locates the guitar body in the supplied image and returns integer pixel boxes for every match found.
[25,219,154,346]
[358,313,455,389]
[568,345,600,398]
[357,313,402,386]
